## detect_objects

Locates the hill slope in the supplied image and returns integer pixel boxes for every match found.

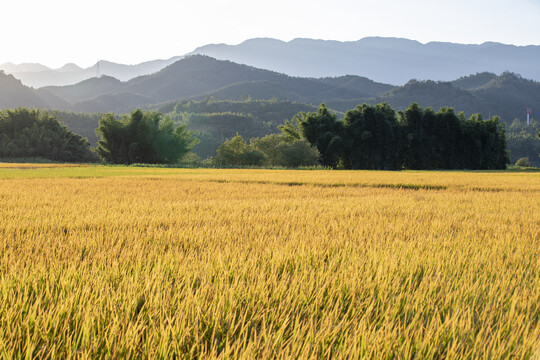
[3,57,540,126]
[0,71,67,109]
[0,72,47,108]
[40,56,394,113]
[325,73,540,125]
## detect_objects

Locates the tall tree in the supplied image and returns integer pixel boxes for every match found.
[295,102,509,170]
[342,103,401,170]
[296,104,344,168]
[214,134,265,166]
[0,108,96,162]
[96,109,198,164]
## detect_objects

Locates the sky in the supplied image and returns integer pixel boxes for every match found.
[2,0,539,69]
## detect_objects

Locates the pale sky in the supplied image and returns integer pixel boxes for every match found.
[2,0,539,68]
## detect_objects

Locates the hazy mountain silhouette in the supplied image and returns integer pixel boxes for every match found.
[0,71,47,108]
[0,62,51,73]
[56,63,83,72]
[39,55,393,113]
[0,56,184,88]
[44,76,124,102]
[0,71,67,109]
[4,37,540,88]
[2,58,539,165]
[190,37,540,85]
[3,55,539,125]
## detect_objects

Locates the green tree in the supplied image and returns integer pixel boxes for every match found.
[506,118,540,167]
[295,104,344,168]
[214,134,265,167]
[250,133,320,168]
[295,102,509,170]
[249,134,282,166]
[96,109,198,164]
[0,108,97,162]
[273,139,320,168]
[515,157,531,167]
[399,103,427,169]
[342,103,401,170]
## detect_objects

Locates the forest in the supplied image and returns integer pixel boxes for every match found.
[44,98,537,167]
[2,57,540,166]
[220,103,510,170]
[0,102,521,170]
[0,108,97,162]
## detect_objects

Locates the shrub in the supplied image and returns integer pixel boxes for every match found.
[515,157,531,167]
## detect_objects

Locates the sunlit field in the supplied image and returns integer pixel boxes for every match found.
[1,165,539,358]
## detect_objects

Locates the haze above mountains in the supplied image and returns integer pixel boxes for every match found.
[2,37,540,88]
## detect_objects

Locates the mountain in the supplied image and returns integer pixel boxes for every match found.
[6,56,540,125]
[41,55,394,113]
[0,71,48,108]
[4,37,540,88]
[194,75,395,104]
[7,68,98,88]
[93,58,184,83]
[190,37,540,85]
[472,72,540,113]
[451,72,499,90]
[327,79,489,114]
[43,75,124,102]
[1,57,538,165]
[0,71,68,109]
[0,57,184,88]
[0,62,51,73]
[56,63,83,72]
[72,92,155,113]
[327,72,540,125]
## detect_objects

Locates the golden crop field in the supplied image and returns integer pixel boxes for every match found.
[1,164,539,359]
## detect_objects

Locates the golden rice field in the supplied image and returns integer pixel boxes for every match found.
[0,164,539,359]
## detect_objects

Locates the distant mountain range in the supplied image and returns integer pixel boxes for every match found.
[191,38,540,85]
[2,37,540,88]
[0,55,395,113]
[0,57,183,88]
[1,54,538,124]
[1,54,538,165]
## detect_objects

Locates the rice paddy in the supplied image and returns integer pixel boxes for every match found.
[0,164,539,358]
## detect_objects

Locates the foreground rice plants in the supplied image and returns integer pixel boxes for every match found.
[0,165,539,358]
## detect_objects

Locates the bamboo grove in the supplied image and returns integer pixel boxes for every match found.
[294,103,509,170]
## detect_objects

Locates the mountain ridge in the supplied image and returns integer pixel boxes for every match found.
[1,58,538,165]
[3,37,540,88]
[33,55,393,113]
[2,56,538,125]
[189,37,540,85]
[0,56,184,88]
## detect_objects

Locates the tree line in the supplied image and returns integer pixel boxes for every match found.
[506,117,540,167]
[0,108,97,162]
[291,103,510,170]
[213,133,320,168]
[212,102,510,170]
[0,104,517,169]
[95,110,198,164]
